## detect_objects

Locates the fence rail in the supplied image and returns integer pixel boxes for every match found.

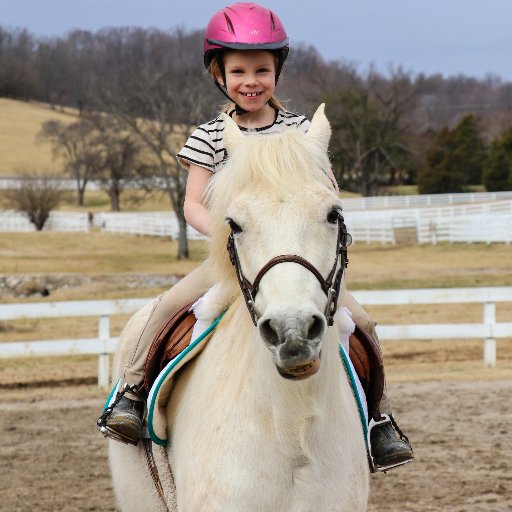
[2,194,511,243]
[342,191,512,210]
[0,287,510,388]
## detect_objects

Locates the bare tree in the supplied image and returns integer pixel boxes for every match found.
[87,114,153,211]
[328,68,422,196]
[2,173,63,230]
[38,119,103,205]
[93,28,218,258]
[0,27,37,98]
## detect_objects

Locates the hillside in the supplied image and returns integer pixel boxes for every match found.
[0,98,77,176]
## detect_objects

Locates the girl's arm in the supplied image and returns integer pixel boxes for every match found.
[184,163,213,237]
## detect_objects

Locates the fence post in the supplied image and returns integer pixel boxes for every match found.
[483,302,496,368]
[98,315,110,389]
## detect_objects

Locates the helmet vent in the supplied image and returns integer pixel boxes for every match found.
[270,13,275,30]
[224,13,235,34]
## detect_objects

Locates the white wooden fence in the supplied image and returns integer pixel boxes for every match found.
[97,212,204,240]
[3,203,511,244]
[342,191,512,211]
[0,287,510,389]
[0,211,90,232]
[344,202,512,245]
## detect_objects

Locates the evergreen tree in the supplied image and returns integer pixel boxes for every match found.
[417,128,465,193]
[483,127,512,191]
[453,115,487,185]
[417,115,487,194]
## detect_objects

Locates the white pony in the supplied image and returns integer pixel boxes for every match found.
[109,105,369,511]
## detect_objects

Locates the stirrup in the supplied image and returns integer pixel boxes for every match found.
[367,413,414,473]
[100,425,140,446]
[97,383,144,446]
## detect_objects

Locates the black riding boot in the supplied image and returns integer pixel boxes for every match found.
[370,416,414,471]
[101,395,144,445]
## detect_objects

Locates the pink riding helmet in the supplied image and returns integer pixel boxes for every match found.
[203,2,289,73]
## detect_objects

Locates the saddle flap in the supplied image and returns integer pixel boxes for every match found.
[349,324,385,422]
[143,302,196,393]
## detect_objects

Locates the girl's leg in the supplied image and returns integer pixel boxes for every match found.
[342,288,413,471]
[120,261,213,397]
[102,262,213,444]
[342,289,391,415]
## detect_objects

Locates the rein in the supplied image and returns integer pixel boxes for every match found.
[227,211,351,327]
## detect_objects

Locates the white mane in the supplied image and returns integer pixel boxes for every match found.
[206,127,334,286]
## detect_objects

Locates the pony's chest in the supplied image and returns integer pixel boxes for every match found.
[169,390,356,511]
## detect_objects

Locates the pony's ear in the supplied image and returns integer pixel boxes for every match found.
[306,103,331,152]
[221,113,245,154]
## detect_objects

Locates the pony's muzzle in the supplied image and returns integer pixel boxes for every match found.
[258,310,327,379]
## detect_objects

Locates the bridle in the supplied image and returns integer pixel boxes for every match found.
[227,211,351,327]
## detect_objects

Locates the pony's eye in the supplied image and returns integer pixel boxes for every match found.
[327,208,340,224]
[226,218,243,234]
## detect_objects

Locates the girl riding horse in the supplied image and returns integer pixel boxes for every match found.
[100,1,413,473]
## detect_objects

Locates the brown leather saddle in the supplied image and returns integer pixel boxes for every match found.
[143,304,384,420]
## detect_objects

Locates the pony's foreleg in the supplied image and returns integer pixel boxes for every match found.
[109,441,168,512]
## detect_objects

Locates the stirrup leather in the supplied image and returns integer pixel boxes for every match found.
[367,414,414,473]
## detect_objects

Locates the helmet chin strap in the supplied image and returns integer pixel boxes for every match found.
[214,80,249,116]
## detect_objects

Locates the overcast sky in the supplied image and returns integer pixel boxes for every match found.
[2,0,511,81]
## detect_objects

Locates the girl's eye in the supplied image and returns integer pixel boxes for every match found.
[327,208,340,224]
[227,218,243,234]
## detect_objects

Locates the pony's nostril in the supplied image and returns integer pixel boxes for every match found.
[307,315,325,340]
[259,318,279,346]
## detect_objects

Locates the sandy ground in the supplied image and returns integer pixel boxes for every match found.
[0,365,511,512]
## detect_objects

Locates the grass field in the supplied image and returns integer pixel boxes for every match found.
[2,232,512,289]
[0,98,77,176]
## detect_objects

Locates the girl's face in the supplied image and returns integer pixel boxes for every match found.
[222,51,276,113]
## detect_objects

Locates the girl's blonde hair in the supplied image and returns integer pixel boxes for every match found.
[207,53,286,113]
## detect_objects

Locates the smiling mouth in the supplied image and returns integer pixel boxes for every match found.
[241,92,263,97]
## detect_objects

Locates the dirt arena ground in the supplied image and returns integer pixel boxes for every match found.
[0,351,511,512]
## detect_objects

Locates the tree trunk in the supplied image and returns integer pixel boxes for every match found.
[161,164,190,259]
[77,184,85,206]
[109,180,121,211]
[177,213,189,260]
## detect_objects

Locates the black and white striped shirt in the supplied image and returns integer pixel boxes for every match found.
[177,109,310,172]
